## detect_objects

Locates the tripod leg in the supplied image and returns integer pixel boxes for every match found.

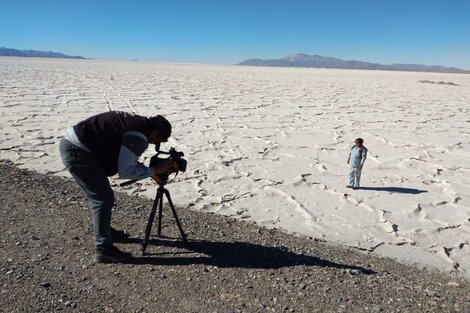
[163,189,188,242]
[157,189,164,236]
[141,189,162,255]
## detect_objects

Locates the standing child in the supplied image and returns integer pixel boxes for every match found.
[347,138,368,189]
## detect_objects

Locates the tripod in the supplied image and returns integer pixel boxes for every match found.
[141,184,187,255]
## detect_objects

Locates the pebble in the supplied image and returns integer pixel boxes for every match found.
[372,305,383,312]
[447,281,460,287]
[424,289,439,297]
[346,268,364,275]
[338,295,349,302]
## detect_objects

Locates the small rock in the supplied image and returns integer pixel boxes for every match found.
[372,305,383,312]
[424,289,438,297]
[346,268,364,275]
[40,282,51,288]
[446,281,460,287]
[64,300,72,306]
[338,295,349,302]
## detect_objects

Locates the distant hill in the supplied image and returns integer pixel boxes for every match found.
[0,47,86,59]
[238,53,470,74]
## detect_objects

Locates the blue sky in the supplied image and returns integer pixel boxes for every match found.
[1,0,469,69]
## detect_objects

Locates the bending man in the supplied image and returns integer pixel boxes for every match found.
[59,111,172,263]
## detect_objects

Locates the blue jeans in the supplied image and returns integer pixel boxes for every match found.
[59,138,113,248]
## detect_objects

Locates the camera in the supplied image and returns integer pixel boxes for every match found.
[150,148,187,185]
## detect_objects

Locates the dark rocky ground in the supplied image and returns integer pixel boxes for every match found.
[1,160,469,313]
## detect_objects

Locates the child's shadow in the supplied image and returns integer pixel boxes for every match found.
[358,186,427,194]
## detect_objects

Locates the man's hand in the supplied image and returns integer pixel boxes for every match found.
[358,164,363,170]
[153,159,172,174]
[347,159,350,165]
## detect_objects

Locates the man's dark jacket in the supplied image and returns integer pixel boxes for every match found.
[73,111,153,176]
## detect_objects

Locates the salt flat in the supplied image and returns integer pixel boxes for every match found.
[1,57,469,277]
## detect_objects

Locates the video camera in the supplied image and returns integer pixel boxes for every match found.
[150,148,187,185]
[119,147,187,187]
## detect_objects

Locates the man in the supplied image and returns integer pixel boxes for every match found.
[347,138,367,190]
[59,111,172,263]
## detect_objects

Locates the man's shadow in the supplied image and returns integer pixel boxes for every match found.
[358,187,427,194]
[121,237,375,274]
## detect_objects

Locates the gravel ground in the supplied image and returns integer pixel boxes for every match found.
[1,160,469,313]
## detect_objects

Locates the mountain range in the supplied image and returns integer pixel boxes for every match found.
[1,47,467,73]
[0,47,86,59]
[238,53,469,74]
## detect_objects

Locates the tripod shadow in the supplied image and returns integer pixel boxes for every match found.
[122,237,375,274]
[358,186,427,194]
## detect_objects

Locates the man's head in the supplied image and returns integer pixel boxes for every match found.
[147,115,172,146]
[355,138,364,147]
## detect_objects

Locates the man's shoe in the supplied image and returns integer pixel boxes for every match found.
[346,185,353,188]
[352,186,359,190]
[95,245,132,263]
[110,227,130,242]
